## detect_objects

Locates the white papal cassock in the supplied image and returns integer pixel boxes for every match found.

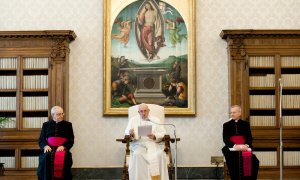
[125,115,169,180]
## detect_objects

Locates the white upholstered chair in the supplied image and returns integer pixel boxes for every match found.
[117,104,178,180]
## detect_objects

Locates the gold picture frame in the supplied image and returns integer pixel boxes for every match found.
[103,0,196,116]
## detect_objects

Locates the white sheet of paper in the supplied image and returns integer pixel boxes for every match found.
[229,147,252,151]
[138,125,152,136]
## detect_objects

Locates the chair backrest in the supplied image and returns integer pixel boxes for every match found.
[128,104,165,123]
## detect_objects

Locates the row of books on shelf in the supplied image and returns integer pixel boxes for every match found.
[1,152,297,168]
[23,117,48,128]
[282,95,300,109]
[281,74,300,87]
[0,76,16,89]
[0,97,16,110]
[23,57,49,69]
[0,117,48,128]
[23,75,48,89]
[1,96,49,110]
[0,57,49,69]
[0,157,15,168]
[0,58,17,69]
[249,56,274,67]
[249,56,300,68]
[256,151,300,166]
[21,156,39,168]
[283,151,300,166]
[281,56,300,67]
[249,74,275,87]
[283,116,300,126]
[0,75,49,90]
[250,95,275,109]
[250,116,276,126]
[250,95,300,109]
[23,96,48,110]
[0,156,41,168]
[250,116,300,126]
[254,151,277,166]
[249,74,300,87]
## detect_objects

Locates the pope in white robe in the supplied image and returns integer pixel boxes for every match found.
[125,104,169,180]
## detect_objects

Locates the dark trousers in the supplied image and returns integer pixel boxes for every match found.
[37,151,73,180]
[222,146,259,180]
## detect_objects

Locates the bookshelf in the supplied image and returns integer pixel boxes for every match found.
[0,31,76,176]
[221,30,300,178]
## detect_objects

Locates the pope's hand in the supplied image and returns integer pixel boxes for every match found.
[147,133,156,140]
[129,128,135,138]
[129,128,134,135]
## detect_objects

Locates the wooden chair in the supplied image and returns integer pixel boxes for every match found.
[116,104,179,180]
[0,163,4,176]
[223,161,230,180]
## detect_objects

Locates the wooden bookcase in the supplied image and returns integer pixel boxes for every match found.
[0,31,76,177]
[221,30,300,178]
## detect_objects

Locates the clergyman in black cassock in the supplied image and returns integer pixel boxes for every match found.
[37,106,74,180]
[222,105,259,180]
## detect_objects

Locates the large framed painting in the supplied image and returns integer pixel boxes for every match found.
[103,0,196,116]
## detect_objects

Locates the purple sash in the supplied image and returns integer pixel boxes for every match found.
[230,135,252,176]
[47,137,67,178]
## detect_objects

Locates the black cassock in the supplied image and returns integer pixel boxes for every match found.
[37,120,74,180]
[222,119,259,180]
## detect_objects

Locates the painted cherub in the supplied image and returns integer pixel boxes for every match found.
[112,20,132,47]
[165,18,187,47]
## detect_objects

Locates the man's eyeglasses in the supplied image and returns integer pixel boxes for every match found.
[55,113,64,116]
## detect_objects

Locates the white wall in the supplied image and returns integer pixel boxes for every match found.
[1,0,300,167]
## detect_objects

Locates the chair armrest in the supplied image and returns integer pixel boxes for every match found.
[161,135,180,154]
[116,135,132,143]
[162,135,180,143]
[116,135,132,155]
